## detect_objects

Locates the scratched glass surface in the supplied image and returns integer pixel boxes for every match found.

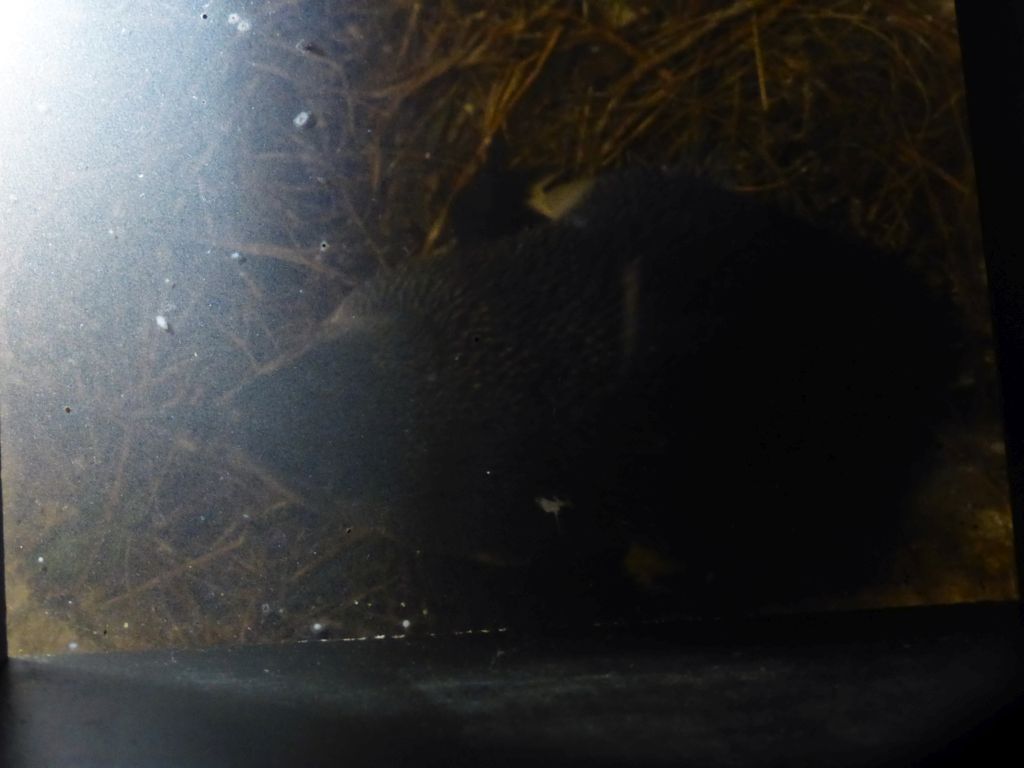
[0,0,1014,655]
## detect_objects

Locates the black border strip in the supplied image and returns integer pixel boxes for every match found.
[1,422,4,661]
[957,0,1024,613]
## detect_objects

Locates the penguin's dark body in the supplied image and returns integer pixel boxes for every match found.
[242,168,960,621]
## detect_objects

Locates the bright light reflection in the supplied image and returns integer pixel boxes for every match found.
[0,0,73,148]
[0,1,74,94]
[0,4,35,69]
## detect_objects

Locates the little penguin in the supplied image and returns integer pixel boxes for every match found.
[240,166,963,622]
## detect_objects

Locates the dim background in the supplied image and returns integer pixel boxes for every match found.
[0,0,1014,655]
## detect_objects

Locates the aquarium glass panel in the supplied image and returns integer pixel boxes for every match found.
[0,0,1013,655]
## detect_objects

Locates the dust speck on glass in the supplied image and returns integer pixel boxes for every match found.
[0,0,1013,655]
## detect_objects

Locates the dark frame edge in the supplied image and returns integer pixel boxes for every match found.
[1,418,5,661]
[956,0,1024,616]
